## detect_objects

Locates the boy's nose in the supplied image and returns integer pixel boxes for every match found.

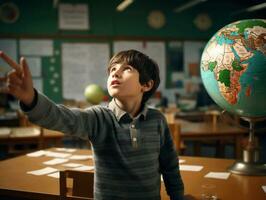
[112,69,122,78]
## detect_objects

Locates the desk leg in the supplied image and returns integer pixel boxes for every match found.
[194,141,201,156]
[235,136,243,159]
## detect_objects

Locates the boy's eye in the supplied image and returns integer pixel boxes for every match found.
[110,67,116,72]
[124,66,133,72]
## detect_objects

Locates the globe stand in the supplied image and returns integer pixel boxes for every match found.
[228,117,266,175]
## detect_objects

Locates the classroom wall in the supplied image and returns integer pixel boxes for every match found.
[0,0,263,104]
[0,0,251,39]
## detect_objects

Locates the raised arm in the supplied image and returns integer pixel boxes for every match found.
[0,51,35,106]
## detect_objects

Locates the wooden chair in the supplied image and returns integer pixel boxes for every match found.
[60,170,94,200]
[168,123,185,154]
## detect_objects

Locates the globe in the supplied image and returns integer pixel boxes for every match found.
[200,19,266,118]
[84,84,105,104]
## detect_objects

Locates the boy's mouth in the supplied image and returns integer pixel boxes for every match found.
[111,80,120,86]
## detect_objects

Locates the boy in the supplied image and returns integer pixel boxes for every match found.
[0,50,184,200]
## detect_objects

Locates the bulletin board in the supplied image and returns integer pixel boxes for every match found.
[1,37,206,103]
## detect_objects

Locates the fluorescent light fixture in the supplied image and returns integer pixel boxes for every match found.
[246,2,266,12]
[174,0,207,13]
[231,2,266,15]
[116,0,134,12]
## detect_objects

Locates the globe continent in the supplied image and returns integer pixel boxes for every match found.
[200,19,266,117]
[84,84,105,104]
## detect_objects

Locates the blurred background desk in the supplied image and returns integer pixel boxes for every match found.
[0,127,64,158]
[177,120,248,159]
[0,148,265,200]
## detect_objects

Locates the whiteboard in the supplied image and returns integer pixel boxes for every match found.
[62,43,110,100]
[0,39,17,76]
[113,41,166,90]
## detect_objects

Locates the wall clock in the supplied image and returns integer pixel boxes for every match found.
[194,13,212,31]
[0,2,20,24]
[147,10,166,29]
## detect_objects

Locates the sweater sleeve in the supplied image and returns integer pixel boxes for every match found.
[19,91,106,142]
[159,117,184,200]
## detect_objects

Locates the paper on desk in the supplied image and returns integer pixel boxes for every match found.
[262,186,266,193]
[204,172,231,180]
[27,150,46,157]
[43,158,69,165]
[27,167,58,176]
[47,172,60,178]
[45,151,71,158]
[179,164,203,171]
[55,147,77,153]
[179,159,185,163]
[62,163,84,168]
[0,128,11,138]
[73,165,94,171]
[69,155,93,160]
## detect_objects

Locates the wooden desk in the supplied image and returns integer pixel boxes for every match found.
[161,156,266,200]
[0,127,64,157]
[0,148,265,200]
[178,120,248,159]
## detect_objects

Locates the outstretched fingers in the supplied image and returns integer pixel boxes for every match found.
[0,51,22,74]
[20,57,31,78]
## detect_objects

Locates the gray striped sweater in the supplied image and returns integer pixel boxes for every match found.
[21,92,184,200]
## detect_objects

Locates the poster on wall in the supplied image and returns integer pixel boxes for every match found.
[113,41,166,90]
[19,39,53,56]
[0,39,17,76]
[183,41,206,79]
[59,3,89,30]
[62,42,109,100]
[166,41,184,89]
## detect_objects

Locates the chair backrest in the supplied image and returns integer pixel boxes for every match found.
[168,123,181,152]
[60,170,94,200]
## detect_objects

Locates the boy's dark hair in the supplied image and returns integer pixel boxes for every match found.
[108,49,160,104]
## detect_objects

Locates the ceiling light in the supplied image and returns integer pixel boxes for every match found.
[231,2,266,15]
[116,0,134,12]
[246,2,266,12]
[174,0,207,13]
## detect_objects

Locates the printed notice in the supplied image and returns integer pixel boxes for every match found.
[205,172,231,180]
[179,164,203,171]
[43,158,69,165]
[27,167,58,176]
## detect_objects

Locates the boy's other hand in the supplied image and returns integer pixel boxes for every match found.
[0,51,34,106]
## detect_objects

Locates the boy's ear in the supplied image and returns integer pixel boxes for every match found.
[142,80,154,92]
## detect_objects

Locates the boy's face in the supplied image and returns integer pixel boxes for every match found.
[107,63,146,101]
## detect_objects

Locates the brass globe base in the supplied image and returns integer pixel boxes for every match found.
[228,161,266,176]
[226,116,266,176]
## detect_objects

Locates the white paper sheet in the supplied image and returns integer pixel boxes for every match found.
[179,164,203,171]
[62,163,84,168]
[27,150,47,157]
[27,167,58,176]
[62,43,109,100]
[47,172,60,178]
[73,165,94,171]
[20,39,53,56]
[45,151,71,158]
[43,158,69,165]
[59,3,89,30]
[261,185,266,193]
[69,155,93,160]
[204,172,231,180]
[56,147,77,153]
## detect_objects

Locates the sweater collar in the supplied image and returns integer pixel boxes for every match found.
[108,98,147,121]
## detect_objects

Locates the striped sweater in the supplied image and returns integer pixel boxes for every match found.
[21,92,184,200]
